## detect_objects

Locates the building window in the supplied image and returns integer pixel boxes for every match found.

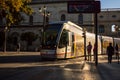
[61,14,66,21]
[112,15,116,18]
[99,15,104,18]
[99,25,105,33]
[29,15,33,25]
[0,17,2,25]
[78,13,83,24]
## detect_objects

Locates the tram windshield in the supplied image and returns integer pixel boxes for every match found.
[42,24,62,49]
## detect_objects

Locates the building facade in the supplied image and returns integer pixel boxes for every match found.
[98,8,120,37]
[22,0,94,26]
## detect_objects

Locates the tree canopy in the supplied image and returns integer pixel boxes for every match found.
[0,0,33,26]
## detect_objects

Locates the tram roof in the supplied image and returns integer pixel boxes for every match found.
[49,21,83,30]
[49,21,68,24]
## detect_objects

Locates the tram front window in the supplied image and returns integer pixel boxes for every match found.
[43,24,62,49]
[45,31,57,46]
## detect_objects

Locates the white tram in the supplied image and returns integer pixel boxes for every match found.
[40,21,120,59]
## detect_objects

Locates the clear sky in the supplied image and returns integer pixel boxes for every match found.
[100,0,120,9]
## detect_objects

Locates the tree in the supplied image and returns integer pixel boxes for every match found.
[0,0,33,26]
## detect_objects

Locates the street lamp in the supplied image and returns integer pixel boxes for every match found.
[111,25,120,37]
[39,6,50,31]
[39,6,50,44]
[39,6,46,32]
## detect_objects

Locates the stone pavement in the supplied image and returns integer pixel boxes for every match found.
[82,60,102,80]
[0,51,40,56]
[82,55,120,80]
[97,55,120,80]
[0,52,120,80]
[0,52,41,63]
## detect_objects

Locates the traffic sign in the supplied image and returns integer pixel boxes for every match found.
[67,1,101,13]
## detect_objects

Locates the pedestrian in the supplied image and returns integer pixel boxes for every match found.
[87,42,92,61]
[93,43,97,61]
[107,43,114,64]
[115,44,119,58]
[115,44,119,64]
[17,43,20,53]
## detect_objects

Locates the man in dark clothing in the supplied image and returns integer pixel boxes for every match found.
[87,42,92,61]
[115,44,119,59]
[107,43,114,64]
[115,44,119,64]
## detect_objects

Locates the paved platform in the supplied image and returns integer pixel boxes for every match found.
[83,55,120,80]
[0,52,120,80]
[0,52,40,56]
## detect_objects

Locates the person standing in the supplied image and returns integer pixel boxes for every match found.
[115,44,119,58]
[107,43,114,64]
[93,43,97,61]
[115,44,119,64]
[87,42,92,61]
[17,43,20,53]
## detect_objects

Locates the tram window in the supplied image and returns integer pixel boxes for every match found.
[58,30,69,48]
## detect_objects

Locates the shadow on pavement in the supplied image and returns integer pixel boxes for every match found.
[0,55,41,63]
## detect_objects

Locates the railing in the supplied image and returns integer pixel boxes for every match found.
[20,22,43,25]
[101,8,120,11]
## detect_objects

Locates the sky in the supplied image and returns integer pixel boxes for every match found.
[100,0,120,9]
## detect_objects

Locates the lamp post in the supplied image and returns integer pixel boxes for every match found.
[1,9,8,53]
[4,26,8,53]
[39,6,50,44]
[94,13,98,66]
[39,6,50,31]
[39,6,46,33]
[83,28,87,60]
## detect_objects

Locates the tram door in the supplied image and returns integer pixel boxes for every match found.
[68,32,74,57]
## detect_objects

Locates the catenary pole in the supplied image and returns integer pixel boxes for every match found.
[94,13,98,66]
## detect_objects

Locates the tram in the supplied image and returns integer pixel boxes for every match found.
[41,21,84,59]
[40,21,120,59]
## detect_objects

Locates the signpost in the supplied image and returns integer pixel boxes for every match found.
[67,1,101,66]
[68,1,100,13]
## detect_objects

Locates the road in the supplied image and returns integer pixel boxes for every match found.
[0,56,85,80]
[97,56,120,80]
[0,52,120,80]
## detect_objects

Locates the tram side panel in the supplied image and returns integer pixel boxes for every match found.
[67,25,84,58]
[56,32,76,59]
[56,29,70,59]
[55,21,84,59]
[74,32,84,57]
[86,32,95,55]
[63,24,84,58]
[101,36,113,54]
[113,38,120,53]
[86,32,102,55]
[98,36,102,54]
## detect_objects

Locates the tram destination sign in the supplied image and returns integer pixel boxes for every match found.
[67,1,101,13]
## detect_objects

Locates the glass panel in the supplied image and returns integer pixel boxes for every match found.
[42,24,62,49]
[61,14,66,21]
[99,25,105,33]
[29,15,33,25]
[78,13,83,24]
[58,29,68,48]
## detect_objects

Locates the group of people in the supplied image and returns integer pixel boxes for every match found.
[86,42,119,64]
